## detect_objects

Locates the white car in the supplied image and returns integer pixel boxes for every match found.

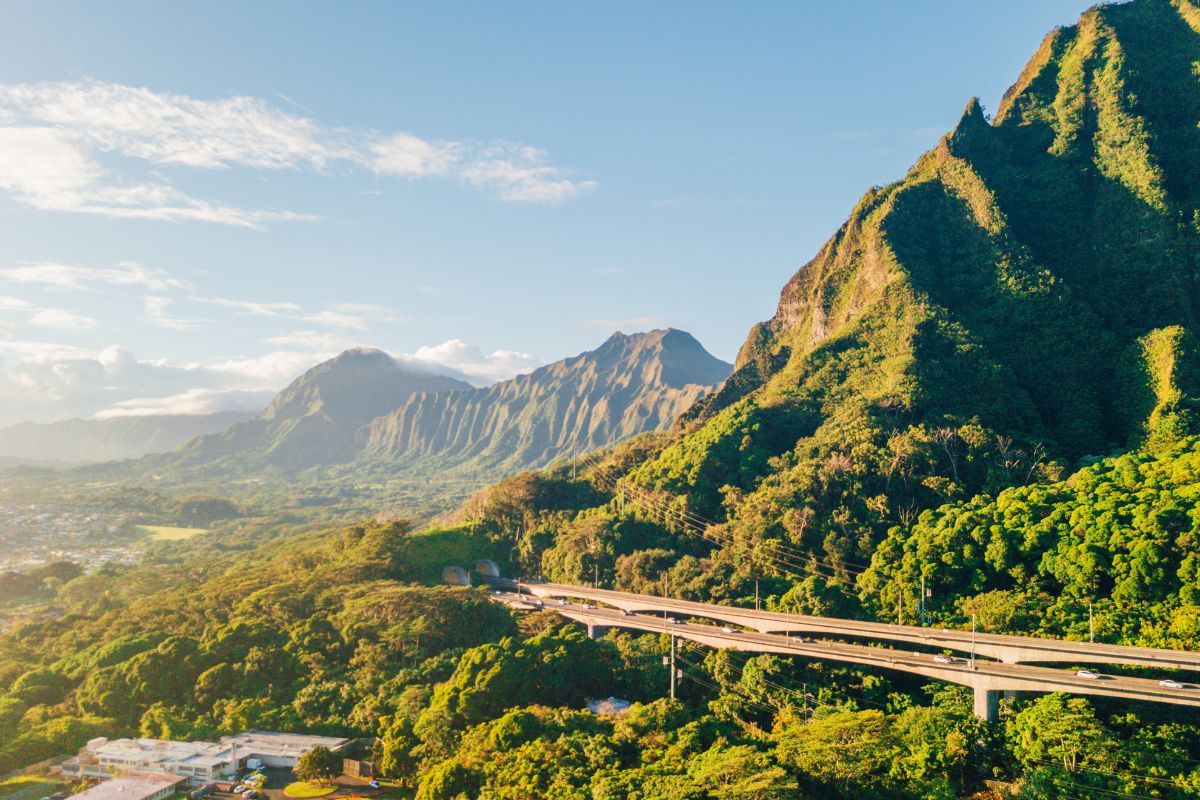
[1160,679,1184,689]
[580,603,592,609]
[1076,669,1100,679]
[368,781,382,790]
[619,609,633,616]
[666,617,680,624]
[932,654,954,664]
[720,626,738,634]
[791,636,814,644]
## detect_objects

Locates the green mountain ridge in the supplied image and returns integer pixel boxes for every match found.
[359,329,731,474]
[162,347,472,472]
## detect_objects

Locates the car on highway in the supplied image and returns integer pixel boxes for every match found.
[1076,669,1100,679]
[1160,679,1185,688]
[580,603,592,609]
[790,636,814,644]
[932,654,954,664]
[720,626,739,634]
[620,609,633,616]
[666,617,680,624]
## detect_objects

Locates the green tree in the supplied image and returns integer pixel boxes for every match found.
[294,746,343,786]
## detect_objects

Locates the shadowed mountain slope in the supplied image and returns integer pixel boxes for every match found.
[359,329,731,473]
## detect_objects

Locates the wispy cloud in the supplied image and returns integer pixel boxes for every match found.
[202,297,302,317]
[29,308,98,331]
[397,339,541,385]
[144,295,204,331]
[0,261,185,291]
[305,310,368,330]
[0,79,597,227]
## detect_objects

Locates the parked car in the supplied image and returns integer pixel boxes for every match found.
[932,654,954,664]
[1160,679,1185,688]
[1076,669,1100,679]
[368,781,382,790]
[232,786,245,794]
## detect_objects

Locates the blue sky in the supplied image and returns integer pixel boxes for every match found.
[0,0,1096,425]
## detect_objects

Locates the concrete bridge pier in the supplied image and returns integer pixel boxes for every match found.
[973,687,1000,722]
[587,623,613,639]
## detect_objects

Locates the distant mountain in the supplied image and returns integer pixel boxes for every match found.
[167,348,471,471]
[0,411,254,465]
[359,329,732,473]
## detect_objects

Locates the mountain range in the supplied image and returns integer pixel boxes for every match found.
[0,411,254,466]
[128,329,730,482]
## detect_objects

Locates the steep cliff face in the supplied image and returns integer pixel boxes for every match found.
[687,0,1200,460]
[172,348,471,470]
[617,0,1200,567]
[359,329,731,473]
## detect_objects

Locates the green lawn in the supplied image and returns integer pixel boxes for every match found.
[136,524,209,541]
[0,776,68,800]
[282,783,336,798]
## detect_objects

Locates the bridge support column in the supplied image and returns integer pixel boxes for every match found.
[973,687,999,722]
[587,623,612,639]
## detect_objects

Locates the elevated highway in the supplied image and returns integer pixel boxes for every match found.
[484,580,1200,720]
[488,577,1200,670]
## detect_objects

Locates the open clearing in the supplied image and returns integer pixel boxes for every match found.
[136,524,209,541]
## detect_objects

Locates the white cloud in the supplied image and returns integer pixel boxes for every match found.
[0,80,350,170]
[461,143,598,205]
[0,79,597,226]
[144,295,203,331]
[0,322,15,339]
[397,338,541,385]
[371,133,460,177]
[0,295,32,309]
[0,260,185,291]
[265,329,359,351]
[0,126,313,229]
[305,310,368,330]
[203,297,302,317]
[30,308,98,331]
[94,387,269,419]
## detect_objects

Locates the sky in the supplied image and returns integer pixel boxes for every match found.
[0,0,1098,426]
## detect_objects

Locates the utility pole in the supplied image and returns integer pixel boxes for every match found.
[1089,601,1094,644]
[755,579,760,611]
[669,635,676,701]
[970,614,977,669]
[920,575,926,626]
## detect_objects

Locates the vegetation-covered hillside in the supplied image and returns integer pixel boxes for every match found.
[8,2,1200,798]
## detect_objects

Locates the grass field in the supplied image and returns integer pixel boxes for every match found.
[0,776,68,800]
[282,783,336,798]
[136,524,209,541]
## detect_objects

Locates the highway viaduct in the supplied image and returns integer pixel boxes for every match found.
[482,578,1200,721]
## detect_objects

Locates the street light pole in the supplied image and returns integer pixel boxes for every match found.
[755,579,760,611]
[1089,601,1094,644]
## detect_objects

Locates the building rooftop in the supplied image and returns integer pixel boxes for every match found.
[219,731,351,758]
[70,773,184,800]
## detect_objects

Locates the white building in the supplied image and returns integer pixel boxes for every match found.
[68,773,184,800]
[58,731,351,786]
